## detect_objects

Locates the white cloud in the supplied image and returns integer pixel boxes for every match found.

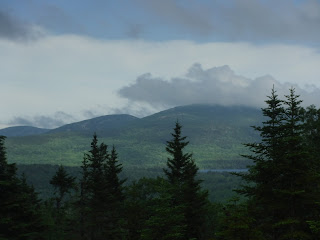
[119,64,320,109]
[1,35,320,128]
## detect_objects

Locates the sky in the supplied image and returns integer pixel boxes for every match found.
[2,0,320,129]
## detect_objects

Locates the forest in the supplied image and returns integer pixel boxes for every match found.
[1,87,320,240]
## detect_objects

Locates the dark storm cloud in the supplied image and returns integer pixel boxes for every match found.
[136,0,213,35]
[210,0,320,43]
[126,23,144,39]
[135,0,320,43]
[8,111,76,129]
[119,64,320,108]
[36,4,86,35]
[0,10,43,41]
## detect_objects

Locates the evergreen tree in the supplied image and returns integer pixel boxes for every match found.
[79,133,110,239]
[302,105,320,236]
[103,145,126,239]
[105,146,125,202]
[141,191,186,240]
[163,122,209,240]
[237,88,319,239]
[217,197,264,240]
[78,134,126,240]
[0,135,45,239]
[125,177,169,240]
[50,165,76,209]
[236,86,285,238]
[48,165,77,239]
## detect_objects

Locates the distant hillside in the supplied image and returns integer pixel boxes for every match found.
[0,126,50,137]
[5,105,263,169]
[48,114,138,136]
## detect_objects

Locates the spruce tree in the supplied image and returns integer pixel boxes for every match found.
[79,133,110,239]
[50,165,76,209]
[236,86,285,238]
[303,105,320,234]
[237,88,319,239]
[103,145,126,239]
[48,165,77,239]
[78,134,126,240]
[0,136,45,239]
[163,121,208,240]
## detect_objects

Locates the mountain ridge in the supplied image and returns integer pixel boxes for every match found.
[0,126,50,137]
[4,104,263,169]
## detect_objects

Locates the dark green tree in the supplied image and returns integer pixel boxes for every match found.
[236,86,285,238]
[50,165,76,209]
[47,165,77,239]
[237,88,319,239]
[78,134,126,240]
[302,105,320,236]
[141,191,186,240]
[217,197,264,240]
[163,121,209,240]
[0,136,45,239]
[79,133,110,240]
[103,145,126,239]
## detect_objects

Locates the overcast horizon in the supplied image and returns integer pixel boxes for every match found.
[2,0,320,129]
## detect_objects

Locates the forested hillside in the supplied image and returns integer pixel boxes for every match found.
[2,88,320,239]
[4,104,262,169]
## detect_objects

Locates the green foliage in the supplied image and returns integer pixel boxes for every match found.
[217,197,264,240]
[162,122,209,240]
[78,133,126,240]
[237,87,320,239]
[5,95,320,239]
[126,177,187,240]
[50,165,76,209]
[0,136,46,240]
[141,195,186,240]
[5,105,261,169]
[17,164,244,203]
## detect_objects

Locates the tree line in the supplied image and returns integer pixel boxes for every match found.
[1,87,320,239]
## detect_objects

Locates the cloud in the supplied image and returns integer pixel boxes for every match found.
[0,10,44,41]
[1,36,320,128]
[3,0,320,44]
[136,0,213,35]
[135,0,320,44]
[210,0,320,43]
[119,64,320,109]
[35,4,86,35]
[8,112,76,129]
[126,23,144,39]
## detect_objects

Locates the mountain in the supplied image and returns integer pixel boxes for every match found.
[48,114,138,136]
[4,105,263,169]
[0,126,50,137]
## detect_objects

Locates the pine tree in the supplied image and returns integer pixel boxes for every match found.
[236,86,285,238]
[141,190,186,240]
[47,165,77,239]
[163,121,209,240]
[103,145,126,239]
[125,177,173,240]
[237,88,319,239]
[50,165,76,209]
[79,133,110,239]
[301,105,320,237]
[105,146,125,202]
[217,197,264,240]
[0,136,45,239]
[78,134,126,240]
